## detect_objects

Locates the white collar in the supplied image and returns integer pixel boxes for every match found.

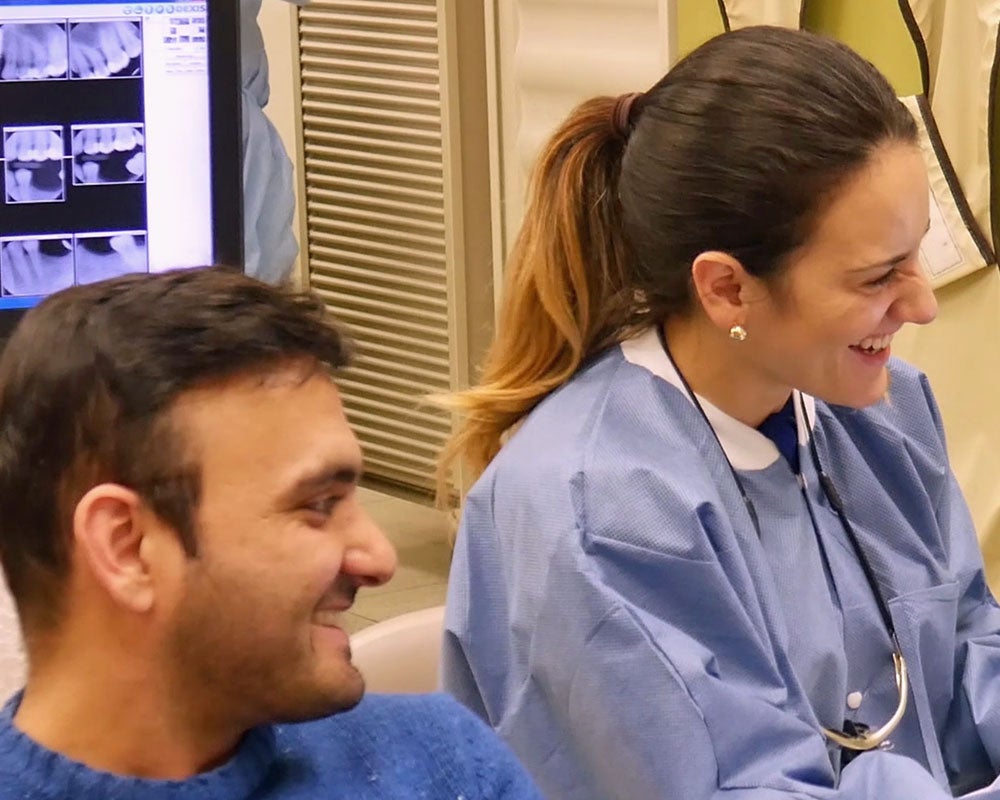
[619,327,817,471]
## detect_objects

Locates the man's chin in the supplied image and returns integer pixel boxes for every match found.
[273,670,366,724]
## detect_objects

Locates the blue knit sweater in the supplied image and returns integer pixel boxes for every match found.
[0,692,542,799]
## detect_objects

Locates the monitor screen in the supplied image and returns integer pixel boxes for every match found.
[0,0,241,337]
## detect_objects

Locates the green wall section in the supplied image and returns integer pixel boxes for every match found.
[675,0,725,59]
[800,0,923,96]
[676,0,922,96]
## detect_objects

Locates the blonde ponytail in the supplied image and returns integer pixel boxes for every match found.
[438,96,642,492]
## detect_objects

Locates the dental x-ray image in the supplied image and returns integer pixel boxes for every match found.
[74,231,147,284]
[0,21,68,81]
[72,124,144,185]
[68,19,142,79]
[3,126,65,203]
[0,235,74,296]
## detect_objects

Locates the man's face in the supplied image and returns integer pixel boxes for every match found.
[161,364,396,728]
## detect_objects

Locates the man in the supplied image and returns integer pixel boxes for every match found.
[0,268,540,798]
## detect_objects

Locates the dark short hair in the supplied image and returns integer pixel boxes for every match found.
[0,267,352,632]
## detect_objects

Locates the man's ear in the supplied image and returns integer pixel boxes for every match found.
[73,484,154,613]
[690,250,757,333]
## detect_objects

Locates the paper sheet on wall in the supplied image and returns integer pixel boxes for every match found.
[902,94,995,289]
[920,187,964,279]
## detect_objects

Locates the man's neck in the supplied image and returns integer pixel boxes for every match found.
[15,652,242,780]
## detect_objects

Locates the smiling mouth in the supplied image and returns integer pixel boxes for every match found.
[312,610,345,627]
[850,334,893,355]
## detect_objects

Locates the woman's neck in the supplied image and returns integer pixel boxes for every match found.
[661,317,792,428]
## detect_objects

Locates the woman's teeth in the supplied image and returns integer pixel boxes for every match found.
[853,334,892,353]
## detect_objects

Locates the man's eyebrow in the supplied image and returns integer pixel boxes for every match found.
[279,465,361,501]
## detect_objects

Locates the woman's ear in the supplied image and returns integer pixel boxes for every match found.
[690,250,755,333]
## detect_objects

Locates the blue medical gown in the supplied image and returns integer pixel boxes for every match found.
[240,0,301,284]
[443,327,1000,799]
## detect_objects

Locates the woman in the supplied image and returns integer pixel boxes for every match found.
[440,26,1000,800]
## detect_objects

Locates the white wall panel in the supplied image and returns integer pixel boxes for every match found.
[488,0,675,289]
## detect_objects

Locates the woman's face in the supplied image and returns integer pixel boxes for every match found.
[742,142,936,409]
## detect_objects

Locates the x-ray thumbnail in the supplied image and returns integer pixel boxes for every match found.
[72,124,145,185]
[3,126,65,204]
[68,19,142,79]
[0,236,74,297]
[75,231,147,284]
[0,21,69,81]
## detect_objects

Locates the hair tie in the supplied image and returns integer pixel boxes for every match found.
[611,92,643,139]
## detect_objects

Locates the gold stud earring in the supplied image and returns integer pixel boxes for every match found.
[729,324,748,342]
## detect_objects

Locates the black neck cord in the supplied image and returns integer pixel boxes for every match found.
[657,327,898,646]
[800,401,898,646]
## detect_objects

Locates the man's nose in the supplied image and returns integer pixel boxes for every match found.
[342,509,397,588]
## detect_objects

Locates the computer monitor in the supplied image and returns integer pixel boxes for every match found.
[0,0,242,340]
